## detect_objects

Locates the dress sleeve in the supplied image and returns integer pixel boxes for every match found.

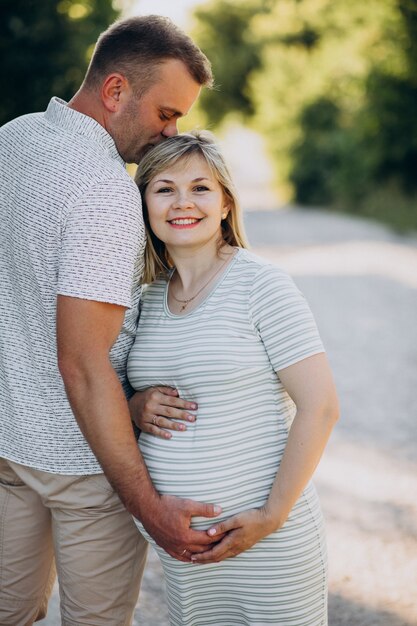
[57,178,144,308]
[249,264,324,372]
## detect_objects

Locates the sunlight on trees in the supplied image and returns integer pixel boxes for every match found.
[192,0,417,229]
[0,0,119,125]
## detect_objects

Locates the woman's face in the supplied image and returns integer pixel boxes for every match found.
[144,154,229,253]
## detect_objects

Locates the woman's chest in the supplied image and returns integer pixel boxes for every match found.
[127,303,272,391]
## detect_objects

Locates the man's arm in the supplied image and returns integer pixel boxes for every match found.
[56,295,221,560]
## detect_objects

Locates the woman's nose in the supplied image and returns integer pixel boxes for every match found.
[173,193,194,209]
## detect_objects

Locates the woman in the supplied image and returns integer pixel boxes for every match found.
[127,130,339,625]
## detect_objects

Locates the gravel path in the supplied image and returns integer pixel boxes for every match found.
[40,207,417,625]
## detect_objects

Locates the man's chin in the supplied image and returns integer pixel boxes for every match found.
[133,143,156,164]
[126,138,165,164]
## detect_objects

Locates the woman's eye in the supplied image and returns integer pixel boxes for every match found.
[156,187,172,193]
[194,185,209,192]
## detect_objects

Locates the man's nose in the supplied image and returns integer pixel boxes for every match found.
[162,120,178,138]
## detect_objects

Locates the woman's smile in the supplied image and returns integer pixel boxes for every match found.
[168,217,202,228]
[145,154,228,252]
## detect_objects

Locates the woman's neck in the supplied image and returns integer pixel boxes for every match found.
[168,240,234,293]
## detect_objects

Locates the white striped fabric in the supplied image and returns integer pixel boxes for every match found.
[128,249,328,625]
[0,97,145,474]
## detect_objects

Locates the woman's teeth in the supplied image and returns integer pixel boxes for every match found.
[170,218,199,225]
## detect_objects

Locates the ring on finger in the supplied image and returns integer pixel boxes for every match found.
[181,548,187,556]
[152,415,157,426]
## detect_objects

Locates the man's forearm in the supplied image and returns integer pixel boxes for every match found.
[55,297,222,559]
[60,357,159,520]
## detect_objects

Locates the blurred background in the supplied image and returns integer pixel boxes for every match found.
[2,0,417,228]
[2,1,416,625]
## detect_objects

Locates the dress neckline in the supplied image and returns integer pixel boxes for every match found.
[163,248,241,319]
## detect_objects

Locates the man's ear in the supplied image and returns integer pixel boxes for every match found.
[101,73,129,113]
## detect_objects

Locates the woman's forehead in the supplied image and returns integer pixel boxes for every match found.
[153,153,216,180]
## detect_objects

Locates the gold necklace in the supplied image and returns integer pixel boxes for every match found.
[171,253,233,312]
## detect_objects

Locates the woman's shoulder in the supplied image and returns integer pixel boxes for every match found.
[234,248,292,284]
[140,274,168,303]
[231,249,303,315]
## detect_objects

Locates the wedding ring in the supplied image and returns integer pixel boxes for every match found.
[181,549,187,556]
[152,416,157,426]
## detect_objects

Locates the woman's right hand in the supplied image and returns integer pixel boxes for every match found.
[190,506,279,564]
[129,387,197,439]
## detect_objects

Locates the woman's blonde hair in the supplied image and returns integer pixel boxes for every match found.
[135,130,249,284]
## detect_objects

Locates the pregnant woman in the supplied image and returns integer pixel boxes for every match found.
[127,131,339,625]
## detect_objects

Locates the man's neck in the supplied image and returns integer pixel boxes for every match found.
[68,88,105,128]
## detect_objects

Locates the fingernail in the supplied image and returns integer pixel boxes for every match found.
[191,557,197,562]
[213,505,222,514]
[178,424,186,431]
[186,414,195,422]
[190,403,198,410]
[208,528,217,536]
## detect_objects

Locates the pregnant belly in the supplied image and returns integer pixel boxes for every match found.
[138,432,280,529]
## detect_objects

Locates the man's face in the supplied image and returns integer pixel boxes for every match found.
[111,59,202,164]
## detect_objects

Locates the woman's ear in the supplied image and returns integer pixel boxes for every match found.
[221,203,231,220]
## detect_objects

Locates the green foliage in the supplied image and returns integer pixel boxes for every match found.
[289,68,417,229]
[287,2,417,228]
[399,0,417,76]
[352,182,417,233]
[0,0,119,125]
[193,0,417,230]
[289,98,343,205]
[362,70,417,192]
[192,0,266,126]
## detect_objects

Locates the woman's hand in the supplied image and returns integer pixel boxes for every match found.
[129,387,197,439]
[190,506,279,564]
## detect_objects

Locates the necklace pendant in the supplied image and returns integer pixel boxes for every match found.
[171,252,235,312]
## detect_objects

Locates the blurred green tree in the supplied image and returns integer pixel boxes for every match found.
[192,0,321,127]
[193,0,417,228]
[193,0,266,126]
[0,0,119,126]
[289,97,342,205]
[360,1,417,193]
[288,0,417,226]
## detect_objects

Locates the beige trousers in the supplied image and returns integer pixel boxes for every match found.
[0,457,148,626]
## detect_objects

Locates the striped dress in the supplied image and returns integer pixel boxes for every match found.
[127,249,328,626]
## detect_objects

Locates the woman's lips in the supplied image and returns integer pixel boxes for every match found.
[168,218,202,229]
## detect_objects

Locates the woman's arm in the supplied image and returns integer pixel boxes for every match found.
[191,352,339,563]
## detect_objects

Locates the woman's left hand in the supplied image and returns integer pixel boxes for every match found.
[190,507,279,564]
[129,387,197,438]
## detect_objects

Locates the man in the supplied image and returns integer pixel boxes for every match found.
[0,15,220,626]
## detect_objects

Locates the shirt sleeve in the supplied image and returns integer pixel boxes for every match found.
[57,178,144,308]
[249,263,324,372]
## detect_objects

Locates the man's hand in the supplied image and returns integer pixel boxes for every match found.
[189,507,277,564]
[129,387,197,438]
[140,494,224,561]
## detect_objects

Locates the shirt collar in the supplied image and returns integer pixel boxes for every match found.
[44,97,125,166]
